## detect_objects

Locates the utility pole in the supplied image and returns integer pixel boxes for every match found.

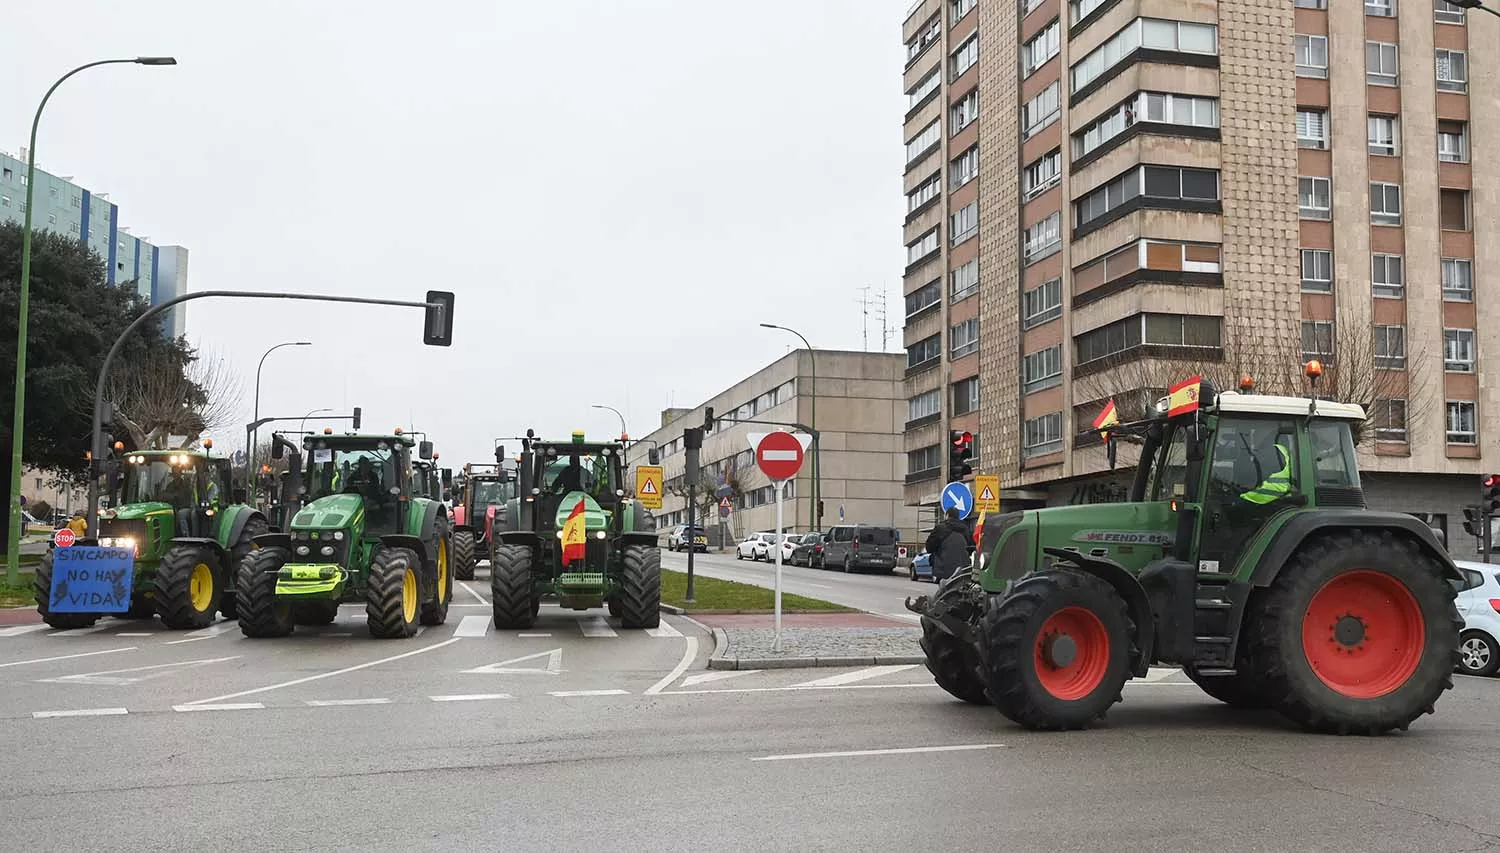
[681,408,714,603]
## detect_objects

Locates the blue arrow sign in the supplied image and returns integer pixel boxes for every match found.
[940,482,973,519]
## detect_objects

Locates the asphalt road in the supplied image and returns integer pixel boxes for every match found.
[5,567,1500,851]
[661,549,927,619]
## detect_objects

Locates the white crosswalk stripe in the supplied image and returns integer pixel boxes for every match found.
[0,624,51,638]
[578,616,617,638]
[791,665,919,688]
[645,620,683,638]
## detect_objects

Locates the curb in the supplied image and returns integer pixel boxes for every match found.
[709,652,925,671]
[659,603,685,615]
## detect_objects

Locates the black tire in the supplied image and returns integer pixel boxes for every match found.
[1459,631,1500,677]
[490,543,537,629]
[608,598,623,618]
[225,514,270,620]
[294,600,340,625]
[1184,666,1268,709]
[154,543,223,630]
[842,556,852,574]
[115,595,157,621]
[979,570,1134,731]
[1245,531,1461,734]
[453,530,477,581]
[618,544,661,629]
[420,532,453,626]
[32,550,99,630]
[237,547,295,638]
[919,579,989,705]
[366,546,421,638]
[736,551,743,561]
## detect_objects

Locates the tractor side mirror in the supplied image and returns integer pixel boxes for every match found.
[441,468,452,487]
[418,440,434,460]
[271,441,284,460]
[1185,423,1207,463]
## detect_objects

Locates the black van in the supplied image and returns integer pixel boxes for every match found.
[816,524,899,573]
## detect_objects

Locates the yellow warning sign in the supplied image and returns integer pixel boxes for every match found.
[973,474,1000,513]
[635,466,664,510]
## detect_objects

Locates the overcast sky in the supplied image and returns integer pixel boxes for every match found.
[5,1,910,464]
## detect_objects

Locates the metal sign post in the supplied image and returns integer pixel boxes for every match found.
[773,478,785,649]
[748,430,812,653]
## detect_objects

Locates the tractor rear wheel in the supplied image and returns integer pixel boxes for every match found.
[1184,666,1268,710]
[293,601,340,625]
[420,532,453,626]
[453,530,476,581]
[980,570,1133,730]
[919,578,989,705]
[154,543,224,630]
[237,547,295,638]
[223,515,270,620]
[366,546,421,639]
[115,595,157,621]
[32,550,99,630]
[1245,531,1460,735]
[490,544,537,629]
[618,545,661,629]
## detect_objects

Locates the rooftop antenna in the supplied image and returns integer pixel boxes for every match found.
[878,286,892,352]
[857,285,881,352]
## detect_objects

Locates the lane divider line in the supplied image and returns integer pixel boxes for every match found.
[304,698,392,707]
[548,689,630,697]
[429,693,512,702]
[173,702,265,712]
[458,582,488,606]
[182,637,462,706]
[645,635,698,695]
[0,647,137,670]
[32,707,129,719]
[752,743,1004,762]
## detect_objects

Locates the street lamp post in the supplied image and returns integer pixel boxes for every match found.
[299,407,334,434]
[591,403,628,439]
[6,56,176,585]
[247,341,311,501]
[759,323,819,532]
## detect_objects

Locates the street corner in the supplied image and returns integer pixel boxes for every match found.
[701,612,922,670]
[0,606,43,627]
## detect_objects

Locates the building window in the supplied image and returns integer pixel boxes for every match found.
[950,89,979,135]
[952,377,981,416]
[905,120,941,166]
[1023,278,1063,328]
[1440,188,1470,231]
[1366,0,1396,17]
[951,33,979,80]
[1444,328,1476,372]
[1299,176,1331,220]
[952,0,976,24]
[951,259,979,302]
[908,334,942,369]
[1438,120,1469,162]
[951,202,978,245]
[1301,249,1333,292]
[906,172,941,213]
[907,228,940,266]
[1022,82,1060,139]
[1372,254,1405,299]
[1373,398,1408,442]
[906,14,941,63]
[1071,18,1219,94]
[1023,345,1063,393]
[1435,0,1467,23]
[1023,21,1061,77]
[905,279,941,317]
[1367,115,1400,156]
[1370,182,1402,225]
[1023,213,1062,263]
[1446,401,1477,445]
[1075,165,1219,227]
[1301,321,1335,363]
[908,389,941,423]
[908,68,941,110]
[1374,325,1406,370]
[950,317,980,359]
[1436,49,1468,92]
[1023,413,1065,458]
[1072,92,1218,160]
[1023,150,1062,200]
[1367,41,1399,85]
[1296,35,1329,78]
[1297,109,1329,149]
[1075,313,1222,366]
[908,445,942,476]
[1070,0,1107,24]
[951,145,979,188]
[1442,258,1473,302]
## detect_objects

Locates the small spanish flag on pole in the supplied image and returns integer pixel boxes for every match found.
[973,511,986,547]
[561,498,588,564]
[1167,375,1203,418]
[1092,398,1119,441]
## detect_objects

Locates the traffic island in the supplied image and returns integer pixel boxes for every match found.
[699,611,924,671]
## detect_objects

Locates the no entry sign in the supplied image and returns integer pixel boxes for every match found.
[754,431,805,481]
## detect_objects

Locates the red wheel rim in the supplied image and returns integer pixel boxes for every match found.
[1301,570,1425,699]
[1033,606,1111,700]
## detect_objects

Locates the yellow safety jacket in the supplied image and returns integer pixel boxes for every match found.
[1241,445,1291,505]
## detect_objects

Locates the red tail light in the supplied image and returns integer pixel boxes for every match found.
[853,540,860,552]
[1490,599,1500,614]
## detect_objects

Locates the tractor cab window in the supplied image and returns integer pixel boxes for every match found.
[543,450,620,496]
[307,445,400,503]
[1149,427,1190,501]
[1207,417,1299,501]
[122,456,200,506]
[472,480,509,506]
[1309,421,1359,488]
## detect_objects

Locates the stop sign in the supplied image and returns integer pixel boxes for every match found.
[53,528,77,548]
[755,431,805,481]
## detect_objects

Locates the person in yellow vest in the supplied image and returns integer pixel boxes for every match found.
[1240,438,1292,505]
[67,513,87,537]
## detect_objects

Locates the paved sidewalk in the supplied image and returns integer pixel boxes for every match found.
[695,612,923,670]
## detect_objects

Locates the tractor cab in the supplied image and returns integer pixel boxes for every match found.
[103,446,234,544]
[301,432,429,536]
[518,431,627,543]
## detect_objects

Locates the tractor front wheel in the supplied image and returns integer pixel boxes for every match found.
[919,577,989,705]
[453,529,476,581]
[366,546,421,639]
[420,533,453,626]
[224,515,270,620]
[1246,531,1460,734]
[980,570,1133,730]
[237,547,294,638]
[32,550,99,630]
[491,544,537,630]
[155,544,224,630]
[618,545,661,629]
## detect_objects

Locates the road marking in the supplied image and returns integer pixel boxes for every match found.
[517,633,552,638]
[453,615,490,638]
[462,648,562,675]
[38,655,240,686]
[184,637,462,706]
[322,632,354,638]
[0,647,137,670]
[450,603,489,608]
[883,612,922,623]
[164,622,240,645]
[115,632,154,637]
[1142,667,1181,682]
[33,707,129,719]
[0,624,53,638]
[663,682,937,697]
[49,623,117,637]
[578,616,617,638]
[548,689,630,697]
[752,743,1004,762]
[429,693,512,702]
[681,670,761,687]
[645,620,683,638]
[173,702,265,712]
[645,635,699,695]
[458,581,487,606]
[791,665,918,688]
[304,698,392,707]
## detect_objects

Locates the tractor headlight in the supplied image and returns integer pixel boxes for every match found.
[556,530,565,539]
[333,531,344,541]
[320,545,335,557]
[295,545,311,556]
[615,489,625,497]
[595,530,606,540]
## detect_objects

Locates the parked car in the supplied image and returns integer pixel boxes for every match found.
[667,524,708,553]
[735,532,777,561]
[909,549,934,582]
[789,532,824,567]
[816,524,899,573]
[775,534,799,563]
[1457,560,1500,677]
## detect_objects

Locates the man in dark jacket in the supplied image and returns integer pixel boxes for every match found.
[924,509,971,582]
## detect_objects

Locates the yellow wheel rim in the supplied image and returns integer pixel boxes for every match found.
[437,540,449,602]
[190,563,214,612]
[402,567,417,623]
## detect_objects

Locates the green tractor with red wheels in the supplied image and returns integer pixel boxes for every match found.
[908,375,1462,734]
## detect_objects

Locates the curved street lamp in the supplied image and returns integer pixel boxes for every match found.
[247,341,312,497]
[591,403,628,440]
[759,323,819,531]
[299,407,335,434]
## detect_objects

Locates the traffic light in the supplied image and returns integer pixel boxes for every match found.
[1464,506,1485,538]
[949,430,974,480]
[423,290,455,347]
[352,407,362,430]
[703,407,715,433]
[684,427,704,451]
[1485,474,1500,515]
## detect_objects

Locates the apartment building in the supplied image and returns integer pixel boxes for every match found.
[900,0,1496,553]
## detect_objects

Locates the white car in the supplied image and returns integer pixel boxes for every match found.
[1457,560,1500,677]
[736,532,777,561]
[775,534,799,563]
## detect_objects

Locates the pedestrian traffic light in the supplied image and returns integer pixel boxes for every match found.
[949,430,973,480]
[1485,474,1500,514]
[1464,506,1485,537]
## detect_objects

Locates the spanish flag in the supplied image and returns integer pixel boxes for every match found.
[973,511,985,547]
[561,498,588,564]
[1167,375,1203,418]
[1092,399,1119,441]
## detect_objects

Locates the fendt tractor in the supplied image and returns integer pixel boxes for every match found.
[489,430,660,629]
[33,440,269,630]
[451,460,516,581]
[909,370,1462,735]
[235,428,453,639]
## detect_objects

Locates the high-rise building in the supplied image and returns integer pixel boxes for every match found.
[900,0,1495,552]
[0,150,189,337]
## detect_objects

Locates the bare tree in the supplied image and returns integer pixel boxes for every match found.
[102,346,245,450]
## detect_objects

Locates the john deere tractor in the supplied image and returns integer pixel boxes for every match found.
[451,460,516,581]
[32,441,268,630]
[908,376,1462,735]
[235,429,453,639]
[489,430,659,629]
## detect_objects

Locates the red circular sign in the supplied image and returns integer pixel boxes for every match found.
[755,431,805,481]
[53,528,77,548]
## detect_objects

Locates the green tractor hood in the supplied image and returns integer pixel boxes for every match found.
[292,493,366,530]
[102,501,174,521]
[555,492,610,529]
[980,502,1178,591]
